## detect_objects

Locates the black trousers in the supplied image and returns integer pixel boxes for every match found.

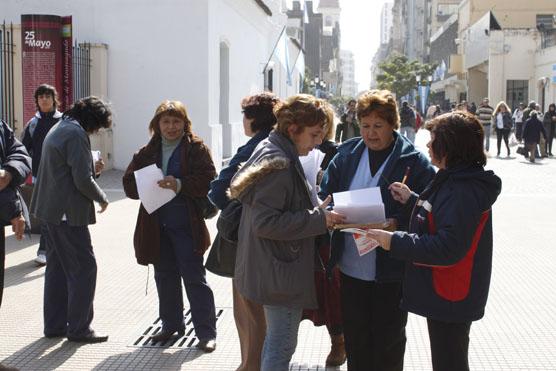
[44,222,97,337]
[427,318,471,371]
[340,272,407,371]
[0,228,5,307]
[496,128,510,155]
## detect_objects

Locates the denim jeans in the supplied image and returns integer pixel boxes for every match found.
[261,305,302,371]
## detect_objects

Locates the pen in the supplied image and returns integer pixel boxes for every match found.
[401,166,411,184]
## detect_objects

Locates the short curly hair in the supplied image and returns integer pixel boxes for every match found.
[274,94,328,136]
[425,111,486,168]
[356,90,400,129]
[241,92,280,133]
[149,100,192,138]
[63,96,112,133]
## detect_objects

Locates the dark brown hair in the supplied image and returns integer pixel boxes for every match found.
[356,89,400,129]
[274,94,328,136]
[34,84,59,111]
[63,96,112,134]
[425,111,486,168]
[149,100,192,138]
[241,92,280,132]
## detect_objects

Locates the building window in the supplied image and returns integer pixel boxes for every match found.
[506,80,529,111]
[437,4,458,16]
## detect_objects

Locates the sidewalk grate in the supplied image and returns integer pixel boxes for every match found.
[130,308,225,348]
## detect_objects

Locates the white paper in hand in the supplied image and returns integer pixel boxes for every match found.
[333,187,385,224]
[133,164,175,214]
[341,228,380,256]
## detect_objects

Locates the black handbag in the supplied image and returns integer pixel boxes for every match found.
[205,199,242,277]
[191,197,218,219]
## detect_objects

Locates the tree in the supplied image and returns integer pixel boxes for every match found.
[376,53,437,101]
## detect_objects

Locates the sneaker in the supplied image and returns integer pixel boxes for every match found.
[35,253,47,266]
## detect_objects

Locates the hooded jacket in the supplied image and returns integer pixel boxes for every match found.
[22,110,62,176]
[230,130,327,309]
[390,165,501,322]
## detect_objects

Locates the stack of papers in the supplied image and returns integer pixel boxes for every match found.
[332,187,385,224]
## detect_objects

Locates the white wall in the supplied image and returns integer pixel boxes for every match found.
[535,46,556,110]
[2,0,295,169]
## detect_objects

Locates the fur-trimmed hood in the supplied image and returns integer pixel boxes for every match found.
[229,156,289,200]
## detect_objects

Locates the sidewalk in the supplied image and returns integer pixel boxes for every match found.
[1,135,556,370]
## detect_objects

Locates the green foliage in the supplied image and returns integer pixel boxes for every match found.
[376,53,437,100]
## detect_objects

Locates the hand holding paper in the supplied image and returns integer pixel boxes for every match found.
[134,164,176,214]
[332,187,385,224]
[341,228,379,256]
[365,229,393,251]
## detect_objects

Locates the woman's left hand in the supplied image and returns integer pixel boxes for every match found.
[365,229,394,251]
[158,175,178,193]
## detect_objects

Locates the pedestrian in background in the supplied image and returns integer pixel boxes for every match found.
[542,103,555,157]
[320,89,435,371]
[522,110,547,163]
[492,101,512,157]
[367,111,501,371]
[21,84,62,266]
[513,102,525,143]
[31,96,111,343]
[336,99,360,143]
[399,101,416,143]
[469,102,477,115]
[230,94,345,370]
[477,98,494,152]
[207,92,280,370]
[123,100,218,352]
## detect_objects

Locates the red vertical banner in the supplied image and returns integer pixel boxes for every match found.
[61,16,73,111]
[21,14,65,121]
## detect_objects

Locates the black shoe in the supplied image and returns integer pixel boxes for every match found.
[68,331,109,343]
[44,331,66,339]
[196,339,216,353]
[150,328,185,343]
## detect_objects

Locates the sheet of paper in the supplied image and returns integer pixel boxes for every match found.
[300,149,325,205]
[133,164,176,214]
[91,150,101,162]
[341,228,379,256]
[332,187,385,224]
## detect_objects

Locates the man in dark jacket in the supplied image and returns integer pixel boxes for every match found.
[335,99,360,143]
[399,101,416,143]
[21,84,62,266]
[31,97,111,343]
[0,119,31,371]
[522,111,548,163]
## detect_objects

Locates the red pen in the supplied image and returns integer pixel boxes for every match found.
[401,166,411,184]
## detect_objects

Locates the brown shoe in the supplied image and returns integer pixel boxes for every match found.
[325,334,346,367]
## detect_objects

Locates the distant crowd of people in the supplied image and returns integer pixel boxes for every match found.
[0,84,504,371]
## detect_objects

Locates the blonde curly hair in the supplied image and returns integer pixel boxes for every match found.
[274,94,329,137]
[356,90,400,129]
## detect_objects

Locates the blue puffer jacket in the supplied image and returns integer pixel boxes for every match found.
[320,132,435,282]
[208,129,271,210]
[390,165,501,322]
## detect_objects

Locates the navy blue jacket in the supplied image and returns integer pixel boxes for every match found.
[320,132,435,282]
[522,116,547,144]
[390,165,501,322]
[208,129,271,210]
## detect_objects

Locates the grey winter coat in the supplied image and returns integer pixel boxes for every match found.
[230,131,328,309]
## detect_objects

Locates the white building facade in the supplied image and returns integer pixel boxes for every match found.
[380,2,394,45]
[1,0,302,170]
[339,50,357,97]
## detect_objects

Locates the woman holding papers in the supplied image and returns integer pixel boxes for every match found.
[122,100,218,352]
[229,94,345,370]
[366,111,502,371]
[319,89,435,371]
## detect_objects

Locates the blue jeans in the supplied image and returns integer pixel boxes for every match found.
[261,305,302,371]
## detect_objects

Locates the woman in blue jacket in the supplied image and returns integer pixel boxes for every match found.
[367,111,502,371]
[207,92,280,371]
[320,89,435,370]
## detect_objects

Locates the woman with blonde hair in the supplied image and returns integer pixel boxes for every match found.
[493,101,513,157]
[123,100,218,352]
[230,94,345,370]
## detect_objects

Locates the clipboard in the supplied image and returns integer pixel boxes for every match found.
[333,218,397,232]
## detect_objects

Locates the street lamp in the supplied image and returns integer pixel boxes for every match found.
[310,76,327,98]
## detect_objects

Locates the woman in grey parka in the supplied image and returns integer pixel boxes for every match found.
[229,94,345,371]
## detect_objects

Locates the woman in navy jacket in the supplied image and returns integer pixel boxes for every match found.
[367,111,502,371]
[319,90,435,370]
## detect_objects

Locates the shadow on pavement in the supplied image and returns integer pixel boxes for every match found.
[91,347,203,371]
[1,338,78,371]
[5,234,39,254]
[3,259,44,288]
